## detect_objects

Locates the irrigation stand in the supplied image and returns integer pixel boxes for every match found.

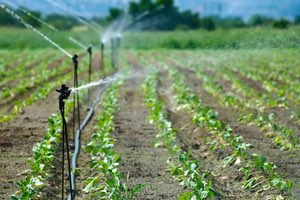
[115,36,121,67]
[100,42,104,73]
[87,46,92,108]
[111,38,116,70]
[56,85,74,200]
[72,55,81,145]
[116,36,121,49]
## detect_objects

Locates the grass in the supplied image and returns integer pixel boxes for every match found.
[0,27,98,50]
[0,26,300,50]
[122,27,300,49]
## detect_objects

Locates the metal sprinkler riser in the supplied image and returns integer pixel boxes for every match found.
[100,42,104,72]
[56,84,74,200]
[87,46,92,55]
[72,54,79,67]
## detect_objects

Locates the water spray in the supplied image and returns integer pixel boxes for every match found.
[111,38,116,70]
[71,67,155,93]
[69,36,93,99]
[2,0,58,31]
[56,85,74,200]
[69,37,88,50]
[0,4,72,58]
[44,0,101,34]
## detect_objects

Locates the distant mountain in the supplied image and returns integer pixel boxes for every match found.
[2,0,300,20]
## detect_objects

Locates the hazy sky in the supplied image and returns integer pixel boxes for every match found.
[1,0,300,20]
[181,0,300,20]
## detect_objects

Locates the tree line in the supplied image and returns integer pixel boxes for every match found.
[0,0,299,31]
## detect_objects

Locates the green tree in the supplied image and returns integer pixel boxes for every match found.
[273,18,289,29]
[129,2,140,16]
[106,8,124,22]
[295,16,300,24]
[249,14,273,26]
[219,17,246,28]
[179,10,200,29]
[155,0,174,8]
[201,17,216,31]
[45,14,79,30]
[140,0,156,12]
[0,5,21,27]
[17,7,42,28]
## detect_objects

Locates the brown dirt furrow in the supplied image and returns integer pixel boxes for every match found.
[211,68,300,136]
[157,70,252,199]
[0,51,95,199]
[126,52,142,69]
[0,90,58,199]
[227,68,268,95]
[179,67,300,198]
[111,78,185,200]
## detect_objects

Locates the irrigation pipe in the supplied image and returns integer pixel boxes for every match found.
[67,80,114,200]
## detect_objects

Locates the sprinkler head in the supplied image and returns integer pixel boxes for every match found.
[87,46,92,54]
[56,84,71,100]
[72,54,79,65]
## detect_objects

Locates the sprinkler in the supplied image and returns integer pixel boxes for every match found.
[87,46,92,107]
[115,36,121,67]
[116,36,121,49]
[100,42,104,73]
[111,38,116,70]
[72,55,81,143]
[56,84,74,200]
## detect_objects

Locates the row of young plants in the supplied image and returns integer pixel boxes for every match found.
[0,55,71,102]
[195,67,299,150]
[0,50,56,87]
[168,52,299,151]
[142,71,217,199]
[238,50,300,88]
[168,67,292,197]
[169,49,300,116]
[10,53,92,198]
[0,50,32,80]
[11,99,74,200]
[227,60,300,123]
[0,66,72,124]
[0,54,91,124]
[83,80,143,199]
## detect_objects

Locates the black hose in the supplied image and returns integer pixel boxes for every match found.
[67,82,113,200]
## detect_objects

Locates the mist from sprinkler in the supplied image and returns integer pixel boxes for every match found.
[0,4,72,58]
[69,37,88,50]
[100,4,165,47]
[2,0,58,31]
[44,0,102,34]
[98,7,167,74]
[3,1,96,52]
[71,66,155,93]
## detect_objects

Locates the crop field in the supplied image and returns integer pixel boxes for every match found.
[1,3,300,199]
[1,38,300,200]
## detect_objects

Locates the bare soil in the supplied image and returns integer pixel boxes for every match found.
[111,77,185,200]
